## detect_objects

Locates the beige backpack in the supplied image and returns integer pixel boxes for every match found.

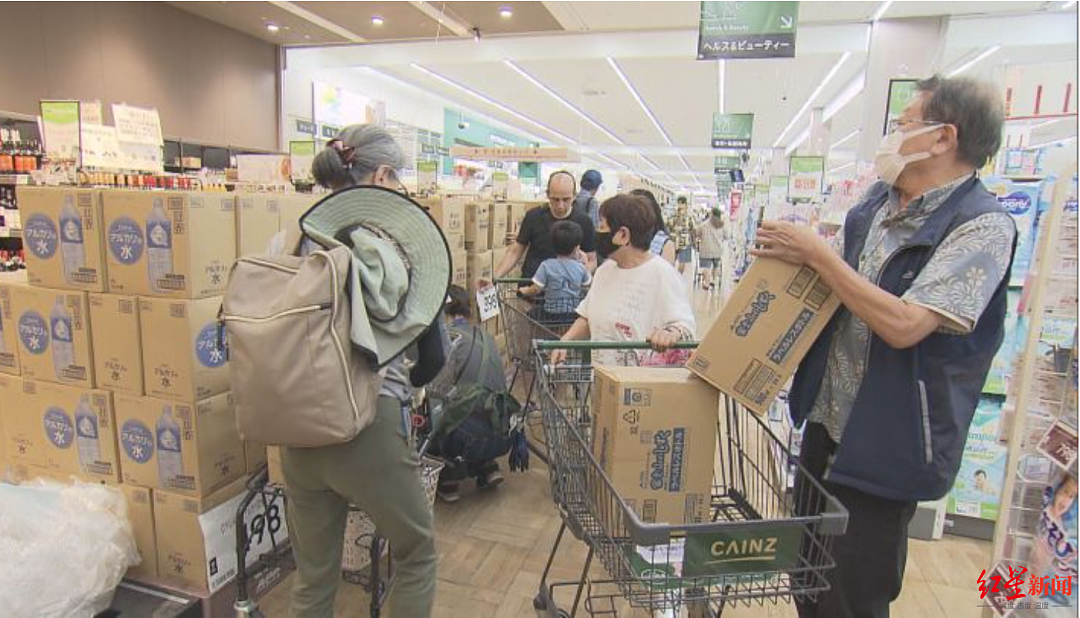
[221,240,381,447]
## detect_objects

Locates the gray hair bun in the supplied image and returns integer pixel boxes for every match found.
[312,124,405,190]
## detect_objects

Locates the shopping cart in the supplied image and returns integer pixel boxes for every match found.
[531,341,849,617]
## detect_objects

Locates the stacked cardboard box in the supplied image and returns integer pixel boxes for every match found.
[2,186,283,592]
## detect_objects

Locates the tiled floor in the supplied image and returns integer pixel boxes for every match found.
[258,266,994,617]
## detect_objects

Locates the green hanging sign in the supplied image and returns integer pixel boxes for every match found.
[714,155,743,174]
[712,113,754,149]
[698,2,799,60]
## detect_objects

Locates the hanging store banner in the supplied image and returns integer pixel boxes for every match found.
[289,140,316,182]
[417,160,438,193]
[698,2,799,60]
[714,155,742,175]
[769,176,789,204]
[788,156,825,201]
[80,100,103,127]
[448,146,578,162]
[711,113,754,149]
[884,79,920,134]
[40,100,82,163]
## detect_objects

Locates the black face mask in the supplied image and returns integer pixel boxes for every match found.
[595,231,620,259]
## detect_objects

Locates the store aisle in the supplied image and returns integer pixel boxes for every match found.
[257,284,991,618]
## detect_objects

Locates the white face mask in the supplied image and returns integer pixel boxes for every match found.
[874,122,944,185]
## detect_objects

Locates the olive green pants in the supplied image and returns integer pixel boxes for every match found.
[282,395,436,618]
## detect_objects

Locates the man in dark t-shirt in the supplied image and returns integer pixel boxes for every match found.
[480,171,596,286]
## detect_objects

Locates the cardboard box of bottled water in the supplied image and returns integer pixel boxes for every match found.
[154,474,286,594]
[416,195,466,237]
[121,483,159,581]
[11,286,95,388]
[235,193,281,258]
[0,377,120,483]
[465,201,492,252]
[139,296,229,402]
[451,251,469,289]
[17,187,107,292]
[0,278,24,375]
[276,193,318,234]
[114,391,243,497]
[102,190,236,299]
[89,293,144,395]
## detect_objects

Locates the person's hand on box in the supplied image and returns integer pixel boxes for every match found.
[551,348,568,366]
[751,220,832,269]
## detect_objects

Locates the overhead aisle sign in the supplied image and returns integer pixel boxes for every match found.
[714,155,742,174]
[788,156,825,201]
[712,113,754,149]
[698,2,799,60]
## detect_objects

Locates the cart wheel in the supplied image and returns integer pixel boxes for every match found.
[556,610,570,618]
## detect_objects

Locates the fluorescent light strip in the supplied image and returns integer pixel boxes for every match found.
[409,1,471,36]
[410,63,575,144]
[270,1,366,41]
[503,60,624,145]
[945,45,1002,78]
[1029,135,1077,149]
[829,161,856,174]
[785,128,810,157]
[774,51,852,148]
[1061,0,1078,9]
[607,57,675,147]
[871,0,894,22]
[832,129,860,148]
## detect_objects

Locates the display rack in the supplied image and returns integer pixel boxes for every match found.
[987,159,1078,617]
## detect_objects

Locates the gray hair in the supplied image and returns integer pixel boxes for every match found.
[916,75,1004,168]
[312,124,405,189]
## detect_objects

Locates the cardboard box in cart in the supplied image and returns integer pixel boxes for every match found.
[114,391,243,497]
[689,258,840,415]
[88,293,144,395]
[139,296,229,402]
[11,286,95,388]
[592,365,718,525]
[0,376,120,483]
[103,190,236,298]
[17,187,108,292]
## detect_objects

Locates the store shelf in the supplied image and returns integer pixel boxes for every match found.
[0,228,21,238]
[0,174,31,185]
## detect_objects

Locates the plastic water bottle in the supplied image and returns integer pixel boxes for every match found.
[59,194,85,284]
[75,395,100,471]
[146,198,173,293]
[50,296,75,380]
[156,405,183,488]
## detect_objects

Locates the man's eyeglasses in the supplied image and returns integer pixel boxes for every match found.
[886,118,945,134]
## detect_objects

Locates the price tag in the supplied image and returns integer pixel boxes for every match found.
[476,286,500,322]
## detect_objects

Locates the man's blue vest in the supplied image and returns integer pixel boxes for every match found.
[789,176,1017,502]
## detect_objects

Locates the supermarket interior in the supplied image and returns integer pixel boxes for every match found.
[0,1,1077,617]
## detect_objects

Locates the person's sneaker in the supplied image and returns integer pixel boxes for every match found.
[437,483,462,503]
[477,469,505,490]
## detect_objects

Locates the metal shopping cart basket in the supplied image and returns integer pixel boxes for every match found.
[531,341,849,617]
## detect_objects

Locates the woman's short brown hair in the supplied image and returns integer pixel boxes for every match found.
[599,194,657,251]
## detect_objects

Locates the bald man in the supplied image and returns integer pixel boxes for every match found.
[481,171,597,288]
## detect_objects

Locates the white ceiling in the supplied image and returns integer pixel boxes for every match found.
[278,1,1077,193]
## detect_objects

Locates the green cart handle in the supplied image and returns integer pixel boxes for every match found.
[535,340,699,350]
[493,277,532,285]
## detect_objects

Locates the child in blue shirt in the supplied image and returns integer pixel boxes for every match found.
[521,220,592,325]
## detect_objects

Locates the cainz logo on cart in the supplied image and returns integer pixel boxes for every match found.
[23,214,59,259]
[733,291,777,337]
[710,537,779,562]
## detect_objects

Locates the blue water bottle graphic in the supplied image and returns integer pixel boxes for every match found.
[59,194,85,285]
[156,404,183,488]
[75,395,100,472]
[147,198,173,293]
[50,296,75,380]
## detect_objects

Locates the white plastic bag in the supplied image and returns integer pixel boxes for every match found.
[0,480,140,618]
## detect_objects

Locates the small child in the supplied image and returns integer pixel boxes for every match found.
[521,220,592,324]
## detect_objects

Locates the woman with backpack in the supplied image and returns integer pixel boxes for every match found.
[266,125,447,618]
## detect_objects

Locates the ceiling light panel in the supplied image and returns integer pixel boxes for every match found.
[503,59,625,146]
[607,57,677,147]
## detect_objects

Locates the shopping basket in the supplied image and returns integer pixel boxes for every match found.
[531,341,849,617]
